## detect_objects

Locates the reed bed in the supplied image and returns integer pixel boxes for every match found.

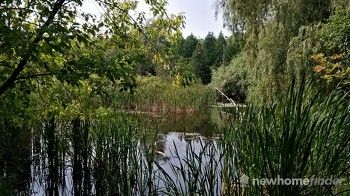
[113,76,216,114]
[1,81,349,195]
[224,81,350,195]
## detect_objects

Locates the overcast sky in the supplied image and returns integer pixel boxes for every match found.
[82,0,229,38]
[167,0,229,38]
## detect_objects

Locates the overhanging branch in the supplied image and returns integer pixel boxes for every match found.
[0,0,66,96]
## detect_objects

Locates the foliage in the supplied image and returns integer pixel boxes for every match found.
[313,8,350,93]
[285,9,350,93]
[2,0,350,195]
[132,76,216,113]
[216,0,332,36]
[222,33,243,66]
[172,32,240,85]
[172,57,197,86]
[0,0,184,96]
[320,9,350,54]
[211,54,247,102]
[202,32,218,70]
[225,81,350,195]
[214,32,226,67]
[312,53,350,92]
[191,42,212,85]
[0,0,95,95]
[176,34,199,58]
[0,2,187,192]
[0,0,186,119]
[246,22,291,103]
[286,24,323,85]
[215,0,337,104]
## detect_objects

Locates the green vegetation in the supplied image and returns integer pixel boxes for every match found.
[225,81,350,195]
[132,76,215,113]
[1,0,350,195]
[211,54,247,103]
[172,32,241,86]
[216,0,350,103]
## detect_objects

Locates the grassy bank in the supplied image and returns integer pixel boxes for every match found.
[114,76,216,114]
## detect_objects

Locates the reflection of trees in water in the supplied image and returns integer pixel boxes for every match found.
[0,120,31,194]
[1,117,220,195]
[71,118,91,196]
[141,110,217,137]
[0,118,92,195]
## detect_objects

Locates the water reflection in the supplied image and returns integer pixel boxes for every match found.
[0,108,228,195]
[0,123,31,195]
[154,132,223,195]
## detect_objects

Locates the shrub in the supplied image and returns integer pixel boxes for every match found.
[211,54,248,103]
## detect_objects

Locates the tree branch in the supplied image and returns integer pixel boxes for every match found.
[0,0,66,96]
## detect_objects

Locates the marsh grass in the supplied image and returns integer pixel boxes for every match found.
[90,114,144,195]
[1,81,349,196]
[0,117,31,195]
[225,80,350,195]
[130,76,216,113]
[155,138,224,195]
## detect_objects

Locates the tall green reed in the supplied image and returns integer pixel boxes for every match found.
[131,76,216,113]
[90,114,158,196]
[154,137,225,195]
[3,79,349,196]
[0,116,31,195]
[224,80,350,195]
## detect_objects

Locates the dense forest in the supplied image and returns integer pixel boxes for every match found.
[0,0,350,195]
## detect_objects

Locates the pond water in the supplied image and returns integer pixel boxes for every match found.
[1,107,236,195]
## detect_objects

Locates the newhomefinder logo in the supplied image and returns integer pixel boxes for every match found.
[239,174,346,186]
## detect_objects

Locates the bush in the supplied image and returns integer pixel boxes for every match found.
[211,54,248,103]
[320,9,350,55]
[286,9,350,93]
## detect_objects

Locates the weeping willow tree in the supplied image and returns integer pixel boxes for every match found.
[215,0,348,103]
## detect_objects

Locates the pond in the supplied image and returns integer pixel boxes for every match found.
[1,107,237,195]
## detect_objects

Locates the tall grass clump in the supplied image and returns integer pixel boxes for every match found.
[90,114,158,195]
[155,138,225,195]
[133,76,216,113]
[0,118,31,195]
[225,80,350,195]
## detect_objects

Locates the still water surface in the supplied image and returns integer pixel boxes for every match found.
[2,108,232,195]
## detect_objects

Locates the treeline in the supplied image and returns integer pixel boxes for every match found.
[214,0,350,104]
[172,32,241,85]
[137,32,242,86]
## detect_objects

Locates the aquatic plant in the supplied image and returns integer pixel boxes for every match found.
[225,80,350,195]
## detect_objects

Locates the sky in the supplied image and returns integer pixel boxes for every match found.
[166,0,229,38]
[82,0,229,38]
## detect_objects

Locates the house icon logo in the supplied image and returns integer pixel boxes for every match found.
[240,174,249,186]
